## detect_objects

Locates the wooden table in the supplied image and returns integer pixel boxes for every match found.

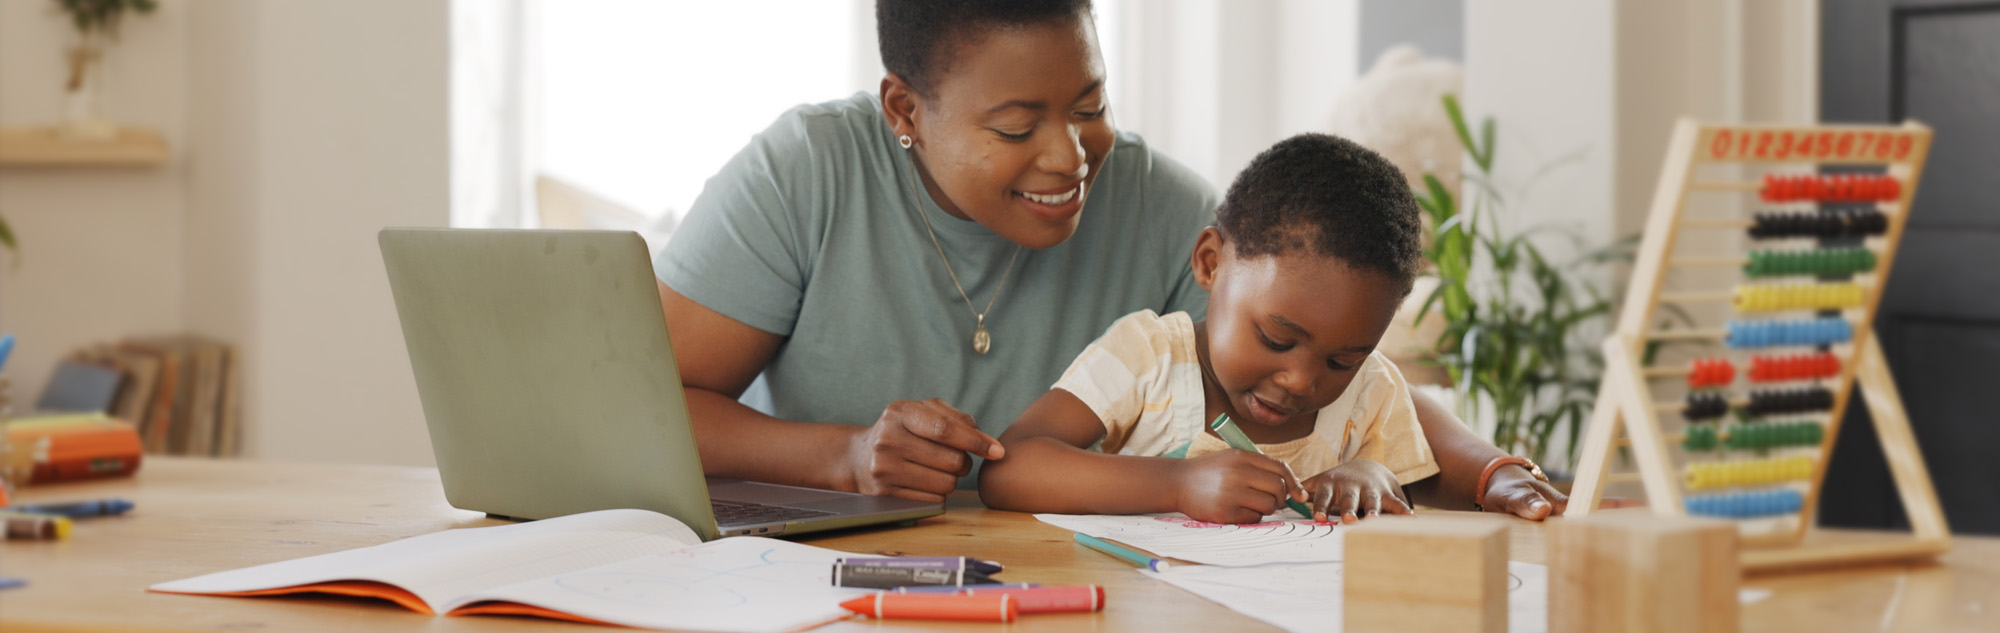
[2,458,1994,632]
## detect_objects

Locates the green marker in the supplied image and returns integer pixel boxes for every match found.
[1209,414,1316,519]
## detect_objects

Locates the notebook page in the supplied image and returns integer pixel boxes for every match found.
[447,537,870,633]
[150,509,703,611]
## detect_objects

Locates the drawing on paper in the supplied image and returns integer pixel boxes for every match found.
[1038,513,1346,566]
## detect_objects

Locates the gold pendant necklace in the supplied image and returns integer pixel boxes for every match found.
[903,149,1021,355]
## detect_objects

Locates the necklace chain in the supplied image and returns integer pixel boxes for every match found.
[903,149,1021,354]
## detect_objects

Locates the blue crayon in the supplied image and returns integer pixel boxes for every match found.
[0,334,14,374]
[6,498,134,519]
[0,577,26,591]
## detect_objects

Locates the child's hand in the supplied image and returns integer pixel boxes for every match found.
[1170,450,1305,524]
[1302,459,1413,523]
[1478,466,1569,520]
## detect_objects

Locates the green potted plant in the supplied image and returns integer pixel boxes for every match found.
[53,0,158,140]
[0,216,15,263]
[1412,94,1630,473]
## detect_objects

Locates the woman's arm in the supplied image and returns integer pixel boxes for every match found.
[660,281,1002,502]
[1403,389,1569,519]
[979,389,1300,523]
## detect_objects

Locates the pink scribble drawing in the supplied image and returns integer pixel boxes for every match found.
[1148,515,1335,529]
[1169,520,1289,529]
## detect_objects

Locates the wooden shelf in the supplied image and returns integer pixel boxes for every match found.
[0,126,169,166]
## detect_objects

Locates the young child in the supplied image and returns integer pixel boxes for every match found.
[978,133,1434,525]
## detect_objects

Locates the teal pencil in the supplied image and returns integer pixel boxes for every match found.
[1209,414,1317,519]
[1074,533,1169,571]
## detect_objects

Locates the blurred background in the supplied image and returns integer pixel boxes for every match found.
[0,0,1992,533]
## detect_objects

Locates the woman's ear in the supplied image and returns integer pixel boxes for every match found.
[880,73,923,144]
[1191,227,1225,291]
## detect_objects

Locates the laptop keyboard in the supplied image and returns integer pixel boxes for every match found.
[711,500,837,526]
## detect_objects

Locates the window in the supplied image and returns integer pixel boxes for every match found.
[536,1,875,239]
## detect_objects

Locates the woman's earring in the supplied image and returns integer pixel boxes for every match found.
[898,134,913,149]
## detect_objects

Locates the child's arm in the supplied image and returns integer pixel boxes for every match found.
[1402,391,1568,519]
[978,389,1304,524]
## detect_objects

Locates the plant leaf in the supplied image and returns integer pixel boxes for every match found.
[1480,117,1497,170]
[0,213,17,267]
[1443,94,1487,170]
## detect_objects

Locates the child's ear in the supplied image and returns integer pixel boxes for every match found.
[1191,227,1225,291]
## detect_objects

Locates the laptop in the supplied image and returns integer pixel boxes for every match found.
[378,228,943,541]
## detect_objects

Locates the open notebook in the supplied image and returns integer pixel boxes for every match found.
[149,510,872,633]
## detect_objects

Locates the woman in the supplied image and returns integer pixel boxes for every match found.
[654,0,1565,519]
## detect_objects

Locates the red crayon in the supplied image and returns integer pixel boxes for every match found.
[964,585,1105,614]
[840,593,1017,622]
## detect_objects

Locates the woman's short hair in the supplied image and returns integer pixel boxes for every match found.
[877,0,1093,98]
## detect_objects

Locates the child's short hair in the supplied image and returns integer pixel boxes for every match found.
[1214,133,1423,293]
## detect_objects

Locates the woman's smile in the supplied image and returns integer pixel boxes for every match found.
[1015,180,1086,223]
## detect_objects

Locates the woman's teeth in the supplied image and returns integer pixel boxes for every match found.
[1021,183,1079,205]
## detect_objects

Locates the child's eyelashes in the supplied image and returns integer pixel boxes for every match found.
[1256,327,1361,372]
[993,128,1033,141]
[1256,330,1294,352]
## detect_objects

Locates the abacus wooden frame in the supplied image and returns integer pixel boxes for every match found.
[1566,119,1951,573]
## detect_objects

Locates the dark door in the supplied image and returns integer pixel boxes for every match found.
[1822,1,2000,535]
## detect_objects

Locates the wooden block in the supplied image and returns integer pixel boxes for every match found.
[1550,512,1739,633]
[1344,517,1508,633]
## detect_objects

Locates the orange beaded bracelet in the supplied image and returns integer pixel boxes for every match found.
[1474,456,1547,510]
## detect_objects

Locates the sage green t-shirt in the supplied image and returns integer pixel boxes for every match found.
[655,92,1219,482]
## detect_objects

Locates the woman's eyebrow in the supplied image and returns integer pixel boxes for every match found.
[984,81,1104,114]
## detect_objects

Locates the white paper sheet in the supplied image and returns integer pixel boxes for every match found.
[454,537,870,633]
[152,510,869,633]
[1038,512,1344,566]
[1144,561,1551,633]
[151,509,706,609]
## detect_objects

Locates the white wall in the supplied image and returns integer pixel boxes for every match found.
[185,0,451,466]
[1112,0,1359,189]
[1463,0,1618,263]
[0,0,447,467]
[1465,0,1820,260]
[0,0,189,410]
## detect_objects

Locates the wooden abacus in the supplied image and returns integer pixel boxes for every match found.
[1568,120,1951,572]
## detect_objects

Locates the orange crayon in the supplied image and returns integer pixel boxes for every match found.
[840,593,1018,622]
[964,585,1105,614]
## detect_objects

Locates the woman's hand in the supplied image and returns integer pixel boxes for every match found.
[1170,450,1305,524]
[1303,458,1413,523]
[848,398,1005,503]
[1478,465,1568,520]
